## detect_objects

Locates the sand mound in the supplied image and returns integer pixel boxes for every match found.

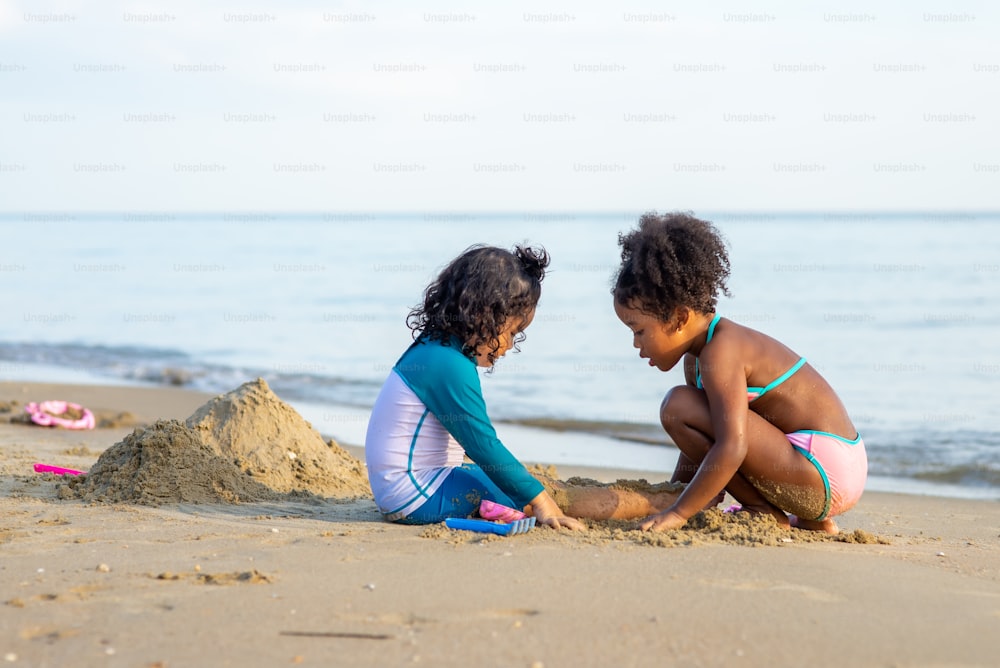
[67,419,280,505]
[64,378,371,506]
[185,378,370,499]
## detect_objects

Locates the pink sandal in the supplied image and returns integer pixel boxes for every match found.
[24,401,95,430]
[478,499,527,522]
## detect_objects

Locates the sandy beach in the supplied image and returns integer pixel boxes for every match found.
[1,380,999,668]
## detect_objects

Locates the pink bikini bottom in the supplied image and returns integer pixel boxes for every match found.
[787,430,868,520]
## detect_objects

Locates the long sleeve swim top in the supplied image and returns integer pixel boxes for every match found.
[364,336,544,520]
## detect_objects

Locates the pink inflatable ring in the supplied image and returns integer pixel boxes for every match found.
[24,400,96,430]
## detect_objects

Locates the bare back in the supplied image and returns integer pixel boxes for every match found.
[685,317,857,440]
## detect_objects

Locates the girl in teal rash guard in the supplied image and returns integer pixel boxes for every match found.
[364,244,584,529]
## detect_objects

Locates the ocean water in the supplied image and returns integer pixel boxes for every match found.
[1,212,998,500]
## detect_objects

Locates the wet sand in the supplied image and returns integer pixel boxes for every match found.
[1,380,999,667]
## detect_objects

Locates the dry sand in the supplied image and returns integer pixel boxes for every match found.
[1,380,999,667]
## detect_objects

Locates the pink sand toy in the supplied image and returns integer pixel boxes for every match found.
[445,517,536,536]
[33,463,86,476]
[24,400,95,430]
[478,499,527,522]
[442,500,535,535]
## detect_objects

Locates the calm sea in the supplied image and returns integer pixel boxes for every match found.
[1,212,998,500]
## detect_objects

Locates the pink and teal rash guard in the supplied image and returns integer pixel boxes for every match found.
[364,336,544,521]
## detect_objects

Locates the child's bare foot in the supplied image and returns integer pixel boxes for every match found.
[789,515,839,535]
[703,491,725,510]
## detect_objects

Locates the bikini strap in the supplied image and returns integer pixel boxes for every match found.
[706,313,721,342]
[695,314,721,389]
[757,357,808,397]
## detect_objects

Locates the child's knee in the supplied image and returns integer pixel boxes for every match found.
[659,385,700,429]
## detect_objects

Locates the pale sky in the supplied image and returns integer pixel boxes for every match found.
[1,0,997,212]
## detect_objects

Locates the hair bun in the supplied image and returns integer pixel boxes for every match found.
[514,244,550,282]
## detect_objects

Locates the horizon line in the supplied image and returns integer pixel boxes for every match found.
[2,209,999,219]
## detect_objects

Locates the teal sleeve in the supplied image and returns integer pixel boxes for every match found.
[393,338,545,508]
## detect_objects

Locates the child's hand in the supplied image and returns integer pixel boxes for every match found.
[529,491,585,531]
[640,509,688,532]
[537,515,585,530]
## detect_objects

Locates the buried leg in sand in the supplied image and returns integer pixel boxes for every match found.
[532,472,689,521]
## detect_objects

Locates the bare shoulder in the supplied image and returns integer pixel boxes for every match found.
[705,317,762,356]
[697,319,751,381]
[707,318,801,379]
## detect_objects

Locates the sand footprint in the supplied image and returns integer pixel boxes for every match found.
[697,577,844,602]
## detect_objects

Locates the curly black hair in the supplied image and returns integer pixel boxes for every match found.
[407,244,550,363]
[613,212,731,322]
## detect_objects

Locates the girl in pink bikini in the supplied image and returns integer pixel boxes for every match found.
[613,212,868,534]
